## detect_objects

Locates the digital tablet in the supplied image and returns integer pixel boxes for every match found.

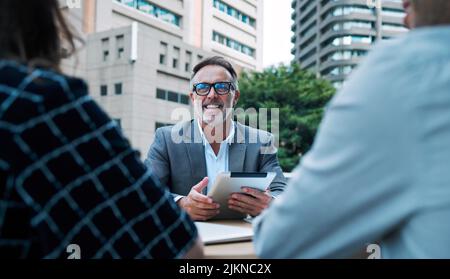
[208,172,276,220]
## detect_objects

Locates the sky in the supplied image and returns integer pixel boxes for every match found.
[263,0,294,68]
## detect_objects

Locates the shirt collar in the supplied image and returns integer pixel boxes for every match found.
[197,119,235,147]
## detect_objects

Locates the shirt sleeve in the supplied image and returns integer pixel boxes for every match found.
[145,128,186,202]
[253,81,420,258]
[144,127,171,188]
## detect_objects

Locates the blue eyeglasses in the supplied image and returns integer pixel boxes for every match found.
[192,82,235,96]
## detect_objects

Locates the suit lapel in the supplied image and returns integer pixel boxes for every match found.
[229,122,247,172]
[185,120,207,189]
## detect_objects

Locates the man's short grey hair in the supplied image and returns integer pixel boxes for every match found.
[189,56,239,92]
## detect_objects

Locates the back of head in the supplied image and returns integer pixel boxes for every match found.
[410,0,450,27]
[0,0,77,72]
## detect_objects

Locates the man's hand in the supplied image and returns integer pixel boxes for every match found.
[177,177,220,221]
[228,187,273,217]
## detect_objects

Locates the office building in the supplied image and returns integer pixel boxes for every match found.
[291,0,408,88]
[59,0,264,156]
[62,0,263,70]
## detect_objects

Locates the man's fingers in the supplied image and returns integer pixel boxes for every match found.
[228,204,247,214]
[192,177,209,192]
[188,208,219,220]
[191,198,220,209]
[229,196,261,212]
[242,187,271,201]
[190,190,215,204]
[230,193,264,209]
[193,208,220,217]
[228,203,258,216]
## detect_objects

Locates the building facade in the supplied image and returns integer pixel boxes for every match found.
[62,0,263,70]
[291,0,408,88]
[59,0,264,156]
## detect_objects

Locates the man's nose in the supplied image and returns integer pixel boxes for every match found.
[206,86,219,98]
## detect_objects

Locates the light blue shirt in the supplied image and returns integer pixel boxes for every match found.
[173,121,235,202]
[253,26,450,258]
[198,120,235,194]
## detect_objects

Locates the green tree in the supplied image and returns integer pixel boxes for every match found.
[236,63,336,172]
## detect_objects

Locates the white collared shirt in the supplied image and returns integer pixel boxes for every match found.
[197,120,235,194]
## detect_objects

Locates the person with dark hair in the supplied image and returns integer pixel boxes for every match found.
[0,0,202,258]
[253,0,450,258]
[145,56,287,221]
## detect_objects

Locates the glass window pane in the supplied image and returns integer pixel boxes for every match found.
[156,88,166,100]
[168,91,178,102]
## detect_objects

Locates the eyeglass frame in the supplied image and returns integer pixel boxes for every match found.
[192,81,236,96]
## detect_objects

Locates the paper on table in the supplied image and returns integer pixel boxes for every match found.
[195,222,253,245]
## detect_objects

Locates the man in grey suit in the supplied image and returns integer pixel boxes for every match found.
[145,56,286,221]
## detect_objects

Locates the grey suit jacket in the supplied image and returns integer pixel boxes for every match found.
[144,120,286,198]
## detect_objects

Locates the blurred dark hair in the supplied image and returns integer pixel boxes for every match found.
[0,0,79,72]
[191,56,239,89]
[411,0,450,26]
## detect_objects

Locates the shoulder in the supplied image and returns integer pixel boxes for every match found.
[0,60,88,126]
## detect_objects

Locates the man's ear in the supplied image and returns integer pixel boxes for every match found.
[189,92,195,103]
[233,90,240,106]
[403,0,416,28]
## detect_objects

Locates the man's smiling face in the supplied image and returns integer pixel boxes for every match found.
[190,65,240,126]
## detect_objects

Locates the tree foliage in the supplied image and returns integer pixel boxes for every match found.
[236,63,336,172]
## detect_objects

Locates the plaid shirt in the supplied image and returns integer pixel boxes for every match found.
[0,60,197,259]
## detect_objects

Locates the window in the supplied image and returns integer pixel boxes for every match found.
[116,0,181,27]
[116,35,125,59]
[180,94,189,105]
[172,58,178,69]
[101,38,109,62]
[117,48,124,59]
[115,83,123,95]
[185,51,192,72]
[328,35,373,46]
[103,51,109,62]
[167,91,178,102]
[322,50,367,62]
[212,31,255,57]
[160,42,168,65]
[173,47,180,69]
[100,85,108,96]
[213,0,256,28]
[324,5,373,20]
[382,8,406,18]
[325,20,373,33]
[156,88,166,100]
[382,23,408,32]
[322,65,355,76]
[156,88,189,105]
